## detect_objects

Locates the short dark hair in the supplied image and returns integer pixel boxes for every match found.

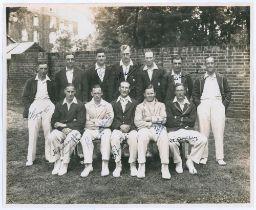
[96,48,105,55]
[37,61,48,66]
[145,84,155,92]
[91,84,102,92]
[172,55,183,63]
[65,83,76,90]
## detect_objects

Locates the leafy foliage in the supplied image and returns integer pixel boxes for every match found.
[93,6,249,48]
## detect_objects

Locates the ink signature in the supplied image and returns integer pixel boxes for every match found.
[28,105,51,120]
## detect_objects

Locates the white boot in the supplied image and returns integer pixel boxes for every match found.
[137,163,145,178]
[161,164,171,179]
[113,161,122,177]
[81,163,93,177]
[52,159,61,175]
[101,160,109,177]
[58,161,68,176]
[186,158,197,174]
[175,161,183,174]
[130,162,138,177]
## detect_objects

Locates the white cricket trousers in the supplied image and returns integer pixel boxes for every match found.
[197,99,226,160]
[27,99,55,162]
[47,129,81,163]
[80,128,111,163]
[168,129,207,164]
[110,129,138,163]
[137,126,169,164]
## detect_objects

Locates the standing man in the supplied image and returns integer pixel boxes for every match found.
[110,81,138,177]
[165,55,193,102]
[134,85,171,179]
[54,53,84,102]
[80,85,114,177]
[112,45,139,100]
[47,84,86,176]
[83,48,114,103]
[192,56,232,165]
[22,61,55,166]
[166,84,207,174]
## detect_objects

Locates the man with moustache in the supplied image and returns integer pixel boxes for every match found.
[165,55,193,102]
[166,83,207,174]
[136,49,167,103]
[83,48,114,103]
[54,53,84,102]
[192,56,232,165]
[22,61,55,166]
[80,85,114,177]
[110,81,138,177]
[47,84,86,176]
[134,85,171,179]
[111,45,139,100]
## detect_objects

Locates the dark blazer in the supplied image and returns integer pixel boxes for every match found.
[111,97,138,131]
[165,71,193,102]
[83,65,114,103]
[192,73,232,109]
[22,76,55,118]
[54,67,84,102]
[111,62,140,100]
[165,100,197,131]
[136,65,167,103]
[51,99,86,134]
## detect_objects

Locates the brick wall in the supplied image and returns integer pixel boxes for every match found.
[8,46,250,118]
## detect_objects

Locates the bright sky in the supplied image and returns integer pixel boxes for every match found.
[29,4,96,38]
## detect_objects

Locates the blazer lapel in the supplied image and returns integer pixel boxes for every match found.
[124,100,132,113]
[103,67,110,83]
[72,69,77,83]
[126,66,136,80]
[182,103,190,115]
[173,102,182,113]
[62,70,68,84]
[32,79,38,96]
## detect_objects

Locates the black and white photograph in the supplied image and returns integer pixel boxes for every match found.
[2,0,254,208]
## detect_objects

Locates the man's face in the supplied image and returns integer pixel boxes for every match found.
[145,52,154,67]
[119,82,130,97]
[65,54,74,69]
[144,88,155,102]
[37,64,48,77]
[91,87,103,102]
[175,85,186,101]
[121,48,131,64]
[64,86,76,101]
[96,52,106,66]
[173,59,182,74]
[205,57,215,74]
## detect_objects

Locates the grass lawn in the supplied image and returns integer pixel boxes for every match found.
[6,105,250,204]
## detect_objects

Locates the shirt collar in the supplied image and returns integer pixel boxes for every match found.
[35,74,51,81]
[171,70,181,76]
[120,59,134,67]
[173,96,190,104]
[204,72,216,79]
[91,98,107,106]
[62,97,78,105]
[66,67,74,72]
[117,95,132,103]
[95,63,106,70]
[143,62,158,71]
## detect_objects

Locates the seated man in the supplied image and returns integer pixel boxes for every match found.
[47,84,86,176]
[134,84,171,179]
[111,81,138,177]
[166,83,207,174]
[80,85,114,177]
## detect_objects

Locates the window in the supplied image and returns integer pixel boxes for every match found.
[21,29,28,41]
[33,31,39,42]
[33,16,39,26]
[49,32,56,44]
[50,16,57,28]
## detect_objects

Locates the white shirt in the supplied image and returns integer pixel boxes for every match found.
[66,67,74,83]
[117,96,132,112]
[62,97,78,111]
[120,59,134,81]
[95,63,106,82]
[34,74,51,100]
[173,96,190,111]
[143,62,158,81]
[171,70,182,84]
[201,73,222,100]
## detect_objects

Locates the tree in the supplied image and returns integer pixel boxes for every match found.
[92,6,250,48]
